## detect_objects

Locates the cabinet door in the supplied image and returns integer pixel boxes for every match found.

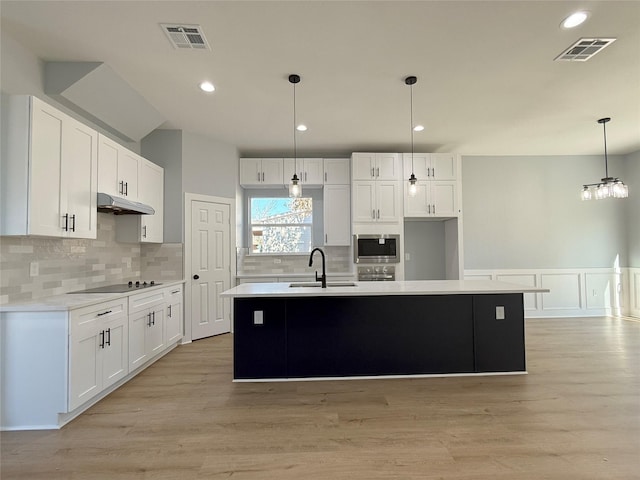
[402,153,431,180]
[351,153,376,180]
[323,158,350,184]
[261,158,284,185]
[239,158,262,185]
[404,181,430,217]
[376,153,400,180]
[431,181,458,217]
[29,98,64,237]
[97,134,120,196]
[119,150,139,199]
[101,313,128,389]
[431,153,457,180]
[301,158,324,185]
[69,314,101,411]
[324,184,351,246]
[63,117,98,239]
[165,288,183,344]
[139,160,164,243]
[129,309,150,371]
[352,181,376,222]
[148,307,165,357]
[376,181,401,222]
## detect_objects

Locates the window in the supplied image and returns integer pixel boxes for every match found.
[250,197,313,253]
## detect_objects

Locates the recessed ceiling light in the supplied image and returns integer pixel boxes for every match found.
[561,11,589,29]
[413,125,424,132]
[199,81,215,93]
[296,124,307,132]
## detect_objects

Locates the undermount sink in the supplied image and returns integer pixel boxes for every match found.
[289,282,357,288]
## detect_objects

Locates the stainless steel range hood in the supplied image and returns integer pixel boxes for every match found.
[97,192,155,215]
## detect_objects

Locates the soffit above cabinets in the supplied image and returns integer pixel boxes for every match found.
[44,61,165,142]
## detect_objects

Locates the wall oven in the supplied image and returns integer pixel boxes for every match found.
[353,234,400,264]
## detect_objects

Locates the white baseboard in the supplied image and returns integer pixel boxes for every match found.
[465,267,634,319]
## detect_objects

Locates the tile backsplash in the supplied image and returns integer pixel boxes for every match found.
[0,213,183,304]
[237,246,352,275]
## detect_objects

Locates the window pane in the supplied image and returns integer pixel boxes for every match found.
[250,198,312,224]
[251,225,312,253]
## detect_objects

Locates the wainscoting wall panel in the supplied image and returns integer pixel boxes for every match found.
[465,268,632,318]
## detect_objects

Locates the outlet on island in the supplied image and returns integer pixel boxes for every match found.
[273,258,282,264]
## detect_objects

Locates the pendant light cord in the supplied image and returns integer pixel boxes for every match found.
[293,81,297,163]
[410,82,414,174]
[602,120,608,179]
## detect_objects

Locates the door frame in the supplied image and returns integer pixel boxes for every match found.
[183,192,236,343]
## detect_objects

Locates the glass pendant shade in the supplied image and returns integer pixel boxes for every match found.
[580,117,628,201]
[408,173,418,197]
[288,74,302,198]
[405,76,418,197]
[289,173,301,198]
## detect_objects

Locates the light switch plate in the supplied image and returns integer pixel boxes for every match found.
[253,311,264,325]
[29,261,39,277]
[495,306,505,320]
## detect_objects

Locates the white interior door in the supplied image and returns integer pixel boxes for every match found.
[190,199,231,340]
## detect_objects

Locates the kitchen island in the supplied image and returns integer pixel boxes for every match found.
[222,280,548,381]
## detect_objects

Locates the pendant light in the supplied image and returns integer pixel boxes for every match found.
[405,76,418,197]
[288,74,302,198]
[581,117,628,200]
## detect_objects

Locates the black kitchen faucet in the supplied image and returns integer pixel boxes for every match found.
[308,247,327,288]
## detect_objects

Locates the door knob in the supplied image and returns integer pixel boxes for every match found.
[193,274,200,280]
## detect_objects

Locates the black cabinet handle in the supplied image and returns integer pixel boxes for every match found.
[193,275,199,280]
[97,310,112,317]
[124,182,128,196]
[106,328,111,346]
[70,214,76,232]
[99,330,105,349]
[147,313,152,327]
[168,305,172,318]
[143,225,147,238]
[119,181,124,195]
[171,290,180,294]
[151,311,155,326]
[63,213,69,232]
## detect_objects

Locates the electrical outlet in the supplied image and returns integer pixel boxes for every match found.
[495,306,505,320]
[253,310,264,325]
[273,258,282,264]
[405,253,411,261]
[29,261,39,277]
[125,258,132,269]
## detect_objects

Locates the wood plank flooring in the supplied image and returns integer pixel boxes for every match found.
[2,317,639,479]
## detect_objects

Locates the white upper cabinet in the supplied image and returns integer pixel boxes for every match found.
[283,158,324,186]
[97,134,139,200]
[116,158,164,243]
[323,158,350,185]
[324,184,351,246]
[352,153,401,181]
[240,158,284,186]
[402,153,457,181]
[1,95,98,239]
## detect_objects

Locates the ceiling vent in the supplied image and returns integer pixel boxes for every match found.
[555,38,616,62]
[160,24,210,50]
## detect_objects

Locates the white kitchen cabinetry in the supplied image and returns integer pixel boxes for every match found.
[97,134,139,200]
[129,289,166,371]
[352,181,401,223]
[323,158,350,184]
[116,158,164,243]
[283,158,324,186]
[352,153,400,181]
[165,285,183,344]
[402,153,457,181]
[404,180,458,217]
[324,184,351,245]
[1,95,98,239]
[69,299,128,411]
[240,158,284,186]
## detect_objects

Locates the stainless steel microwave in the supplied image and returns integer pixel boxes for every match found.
[353,234,400,263]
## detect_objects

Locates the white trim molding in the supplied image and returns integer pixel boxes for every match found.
[465,268,632,318]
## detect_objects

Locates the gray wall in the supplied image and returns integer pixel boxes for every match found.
[625,151,640,267]
[462,155,631,270]
[404,221,446,280]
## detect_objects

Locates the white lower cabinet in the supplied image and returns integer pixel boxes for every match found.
[68,299,128,411]
[165,286,183,344]
[129,289,166,371]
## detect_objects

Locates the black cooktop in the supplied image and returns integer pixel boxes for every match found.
[68,281,161,294]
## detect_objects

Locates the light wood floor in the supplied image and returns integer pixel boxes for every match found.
[2,317,639,479]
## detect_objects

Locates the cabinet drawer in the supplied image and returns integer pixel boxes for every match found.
[129,289,166,314]
[71,299,127,333]
[165,285,183,297]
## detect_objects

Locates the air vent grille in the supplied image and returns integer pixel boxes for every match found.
[555,38,616,62]
[160,24,210,50]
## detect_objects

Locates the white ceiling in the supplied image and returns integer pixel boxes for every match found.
[1,0,639,157]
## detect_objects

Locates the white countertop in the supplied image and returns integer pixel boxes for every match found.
[0,280,185,313]
[221,279,549,298]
